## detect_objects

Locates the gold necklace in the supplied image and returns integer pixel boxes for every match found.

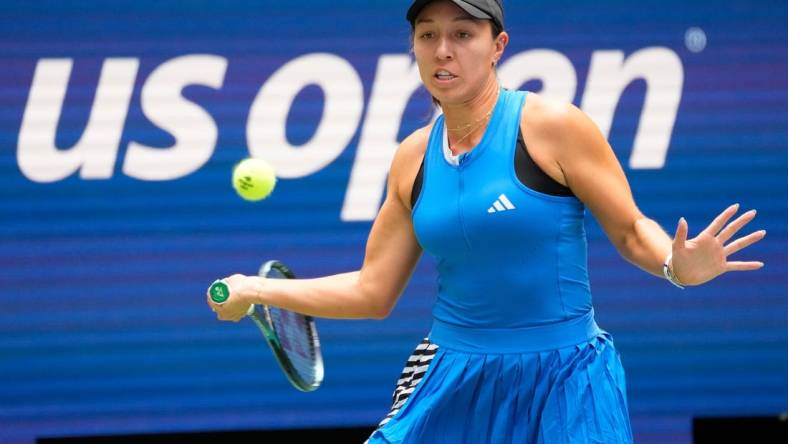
[445,88,499,132]
[448,114,492,154]
[447,89,499,153]
[446,106,495,132]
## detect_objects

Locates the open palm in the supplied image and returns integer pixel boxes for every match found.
[671,203,766,286]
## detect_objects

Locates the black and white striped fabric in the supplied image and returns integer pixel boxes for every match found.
[375,337,439,429]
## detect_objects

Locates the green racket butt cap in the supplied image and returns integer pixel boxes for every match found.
[209,280,231,304]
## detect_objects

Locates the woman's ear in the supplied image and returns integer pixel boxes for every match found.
[494,31,509,62]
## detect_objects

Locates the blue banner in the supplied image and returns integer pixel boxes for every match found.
[1,1,786,443]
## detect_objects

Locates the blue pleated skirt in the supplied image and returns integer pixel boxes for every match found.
[366,311,633,444]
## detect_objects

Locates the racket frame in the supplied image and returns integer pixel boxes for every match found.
[248,260,324,392]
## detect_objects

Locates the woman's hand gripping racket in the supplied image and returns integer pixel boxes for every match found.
[208,260,324,392]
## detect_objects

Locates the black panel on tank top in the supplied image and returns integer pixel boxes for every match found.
[409,130,574,209]
[410,160,425,209]
[514,131,574,197]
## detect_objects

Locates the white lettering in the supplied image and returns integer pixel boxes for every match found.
[17,58,138,182]
[498,49,577,104]
[342,55,423,221]
[247,53,363,178]
[123,55,227,180]
[17,47,686,210]
[581,47,684,169]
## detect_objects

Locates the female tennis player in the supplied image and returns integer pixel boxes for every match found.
[209,0,766,442]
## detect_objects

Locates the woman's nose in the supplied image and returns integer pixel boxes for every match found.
[435,37,453,60]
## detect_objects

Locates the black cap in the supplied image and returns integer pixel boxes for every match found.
[407,0,504,31]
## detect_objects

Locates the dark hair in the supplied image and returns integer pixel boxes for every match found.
[409,21,505,109]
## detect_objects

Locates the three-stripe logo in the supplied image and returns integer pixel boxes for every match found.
[487,193,516,213]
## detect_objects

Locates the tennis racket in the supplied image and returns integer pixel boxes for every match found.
[209,260,324,392]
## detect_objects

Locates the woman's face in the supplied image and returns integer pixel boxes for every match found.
[412,0,505,105]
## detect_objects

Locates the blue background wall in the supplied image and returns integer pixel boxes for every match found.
[1,1,786,443]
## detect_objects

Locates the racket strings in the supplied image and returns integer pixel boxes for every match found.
[270,306,320,384]
[263,262,323,390]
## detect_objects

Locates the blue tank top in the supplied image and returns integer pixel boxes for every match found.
[412,89,593,330]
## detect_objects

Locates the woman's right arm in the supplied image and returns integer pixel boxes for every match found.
[209,129,428,321]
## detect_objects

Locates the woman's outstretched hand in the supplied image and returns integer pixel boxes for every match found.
[671,203,766,286]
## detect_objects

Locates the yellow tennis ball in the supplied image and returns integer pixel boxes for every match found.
[232,157,277,201]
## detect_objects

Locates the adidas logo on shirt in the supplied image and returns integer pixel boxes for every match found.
[487,194,516,213]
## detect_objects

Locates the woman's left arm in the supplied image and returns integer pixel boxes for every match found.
[532,99,766,286]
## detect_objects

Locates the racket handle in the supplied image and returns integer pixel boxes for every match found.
[209,279,231,304]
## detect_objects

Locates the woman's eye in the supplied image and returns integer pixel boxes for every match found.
[419,32,434,39]
[457,31,471,39]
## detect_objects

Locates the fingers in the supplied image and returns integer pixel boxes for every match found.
[673,217,689,250]
[702,203,740,237]
[717,209,757,243]
[213,307,243,322]
[726,261,765,272]
[207,291,245,323]
[724,230,767,256]
[207,275,251,322]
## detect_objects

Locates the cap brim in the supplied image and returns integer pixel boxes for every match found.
[452,0,492,20]
[407,0,492,25]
